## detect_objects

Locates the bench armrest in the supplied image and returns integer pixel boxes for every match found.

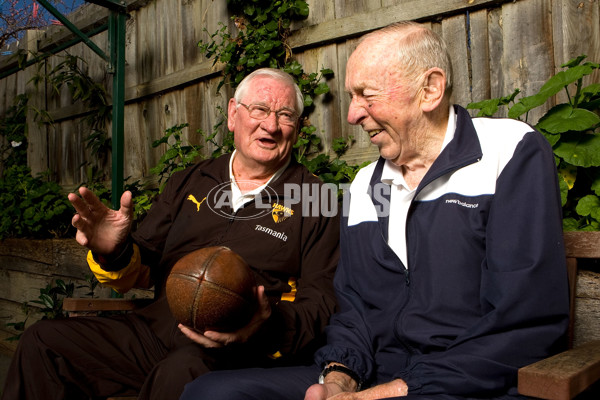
[62,298,153,313]
[518,340,600,400]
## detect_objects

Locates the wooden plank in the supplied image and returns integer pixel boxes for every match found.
[566,258,577,348]
[518,340,600,400]
[551,0,600,98]
[574,296,600,348]
[124,102,145,179]
[288,0,514,50]
[140,0,158,83]
[564,232,600,259]
[335,38,364,147]
[0,239,53,265]
[199,77,231,157]
[486,7,506,116]
[468,9,491,109]
[0,255,54,277]
[142,97,163,172]
[0,70,7,116]
[334,0,381,19]
[25,30,50,177]
[442,14,471,108]
[134,97,153,176]
[292,0,335,29]
[183,82,204,150]
[46,59,220,123]
[500,0,554,125]
[0,269,57,304]
[62,297,153,312]
[573,270,600,347]
[294,44,341,151]
[181,0,202,68]
[51,239,90,272]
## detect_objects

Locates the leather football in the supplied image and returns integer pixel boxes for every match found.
[166,246,257,332]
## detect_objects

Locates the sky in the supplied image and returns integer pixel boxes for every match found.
[1,0,87,49]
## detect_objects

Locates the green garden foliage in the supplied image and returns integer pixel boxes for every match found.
[0,91,74,239]
[0,165,74,239]
[468,56,600,231]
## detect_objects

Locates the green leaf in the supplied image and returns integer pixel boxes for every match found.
[314,82,330,95]
[467,98,500,117]
[468,89,520,117]
[554,131,600,167]
[37,293,55,309]
[561,55,587,69]
[320,68,334,77]
[591,170,600,196]
[294,0,310,17]
[265,20,278,32]
[575,194,600,220]
[539,129,561,147]
[562,217,579,231]
[284,61,303,76]
[581,83,600,99]
[243,4,255,16]
[304,95,313,107]
[509,65,596,119]
[558,175,569,206]
[536,104,600,134]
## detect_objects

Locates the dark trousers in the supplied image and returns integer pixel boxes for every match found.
[1,312,211,400]
[180,365,320,400]
[179,365,524,400]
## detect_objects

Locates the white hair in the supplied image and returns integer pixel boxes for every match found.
[362,21,453,97]
[234,68,305,115]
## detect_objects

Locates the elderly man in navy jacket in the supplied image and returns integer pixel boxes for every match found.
[180,21,569,400]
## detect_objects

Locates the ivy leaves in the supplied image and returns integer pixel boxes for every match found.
[198,0,329,109]
[200,0,309,91]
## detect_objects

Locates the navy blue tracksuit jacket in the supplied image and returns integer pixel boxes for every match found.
[315,105,570,397]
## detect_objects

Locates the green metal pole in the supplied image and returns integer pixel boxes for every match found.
[109,10,126,210]
[35,0,109,62]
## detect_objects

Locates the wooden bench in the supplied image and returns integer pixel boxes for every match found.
[60,232,600,400]
[518,231,600,400]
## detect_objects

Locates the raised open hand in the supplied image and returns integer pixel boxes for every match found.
[68,187,134,256]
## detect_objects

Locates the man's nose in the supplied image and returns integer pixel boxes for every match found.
[261,111,280,132]
[347,97,367,125]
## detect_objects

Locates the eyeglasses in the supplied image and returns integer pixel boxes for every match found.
[237,102,299,126]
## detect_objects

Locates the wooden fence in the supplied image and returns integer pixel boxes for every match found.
[1,0,599,189]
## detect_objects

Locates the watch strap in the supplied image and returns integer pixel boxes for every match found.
[319,364,363,391]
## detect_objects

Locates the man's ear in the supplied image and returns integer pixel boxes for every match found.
[227,98,238,132]
[419,68,446,112]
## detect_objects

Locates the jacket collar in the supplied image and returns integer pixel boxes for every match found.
[370,105,483,198]
[197,152,305,196]
[415,104,483,196]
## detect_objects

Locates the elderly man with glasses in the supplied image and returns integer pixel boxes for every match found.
[1,68,340,400]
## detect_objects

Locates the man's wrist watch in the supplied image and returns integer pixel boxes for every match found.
[318,364,363,391]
